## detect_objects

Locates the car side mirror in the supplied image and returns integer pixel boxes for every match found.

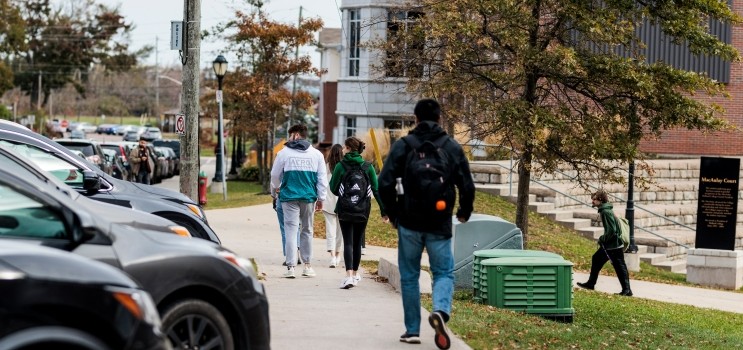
[82,170,101,193]
[69,210,97,246]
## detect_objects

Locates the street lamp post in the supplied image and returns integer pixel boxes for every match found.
[625,161,638,253]
[212,54,228,200]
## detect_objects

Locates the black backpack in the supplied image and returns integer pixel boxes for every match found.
[401,135,454,220]
[337,161,372,222]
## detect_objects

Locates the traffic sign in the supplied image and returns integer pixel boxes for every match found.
[175,113,186,135]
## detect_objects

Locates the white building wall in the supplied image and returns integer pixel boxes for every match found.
[335,0,417,143]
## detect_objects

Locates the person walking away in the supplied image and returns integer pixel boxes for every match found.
[329,137,386,289]
[323,144,344,268]
[129,137,154,185]
[577,190,633,296]
[270,124,327,278]
[379,99,475,349]
[271,183,301,265]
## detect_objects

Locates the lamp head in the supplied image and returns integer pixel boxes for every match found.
[212,55,228,78]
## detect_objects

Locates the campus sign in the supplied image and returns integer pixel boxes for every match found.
[695,157,739,250]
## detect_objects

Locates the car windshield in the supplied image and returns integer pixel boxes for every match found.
[59,143,95,157]
[101,145,122,156]
[0,141,84,185]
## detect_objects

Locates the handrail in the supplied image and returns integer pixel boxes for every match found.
[482,161,691,249]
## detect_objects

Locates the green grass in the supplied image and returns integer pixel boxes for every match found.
[420,290,743,349]
[204,180,272,209]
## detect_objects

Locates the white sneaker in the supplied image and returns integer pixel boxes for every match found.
[302,266,316,277]
[353,274,361,285]
[283,267,295,279]
[329,257,337,268]
[340,276,354,289]
[361,247,367,255]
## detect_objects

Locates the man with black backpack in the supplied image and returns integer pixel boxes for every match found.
[379,99,475,349]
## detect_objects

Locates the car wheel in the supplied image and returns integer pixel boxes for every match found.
[161,299,234,350]
[0,326,112,350]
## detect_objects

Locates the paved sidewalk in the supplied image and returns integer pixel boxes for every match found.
[206,204,472,350]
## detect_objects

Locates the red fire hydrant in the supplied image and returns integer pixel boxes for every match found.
[198,171,208,206]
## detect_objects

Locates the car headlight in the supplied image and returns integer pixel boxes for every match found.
[107,286,162,329]
[168,225,191,238]
[0,261,25,280]
[185,203,207,222]
[218,251,264,295]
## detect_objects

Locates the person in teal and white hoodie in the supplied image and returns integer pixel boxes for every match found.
[271,124,327,278]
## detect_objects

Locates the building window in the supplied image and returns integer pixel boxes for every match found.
[348,10,361,77]
[386,10,424,78]
[384,119,415,142]
[346,117,357,138]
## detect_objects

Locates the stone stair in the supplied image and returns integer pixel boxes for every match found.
[471,159,743,275]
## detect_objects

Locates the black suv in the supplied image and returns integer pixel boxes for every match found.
[0,120,220,243]
[0,167,271,350]
[0,241,169,350]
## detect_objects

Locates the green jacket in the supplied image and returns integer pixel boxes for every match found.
[597,202,622,249]
[329,152,385,217]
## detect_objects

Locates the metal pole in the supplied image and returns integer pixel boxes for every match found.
[625,161,638,253]
[217,78,226,200]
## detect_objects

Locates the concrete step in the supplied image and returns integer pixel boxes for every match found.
[640,253,668,265]
[576,227,603,240]
[557,218,592,230]
[541,209,574,221]
[528,201,555,213]
[654,260,687,273]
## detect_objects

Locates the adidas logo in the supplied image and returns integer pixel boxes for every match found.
[351,183,361,191]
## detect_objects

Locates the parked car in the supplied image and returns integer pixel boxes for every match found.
[103,148,129,180]
[0,167,271,350]
[158,147,177,178]
[69,129,86,139]
[151,145,169,180]
[152,139,181,175]
[115,125,138,135]
[0,119,220,243]
[97,124,119,135]
[72,122,98,133]
[0,242,169,350]
[140,127,162,142]
[55,138,113,176]
[123,130,140,141]
[101,142,132,181]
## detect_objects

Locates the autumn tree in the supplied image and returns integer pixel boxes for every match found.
[0,0,25,93]
[10,0,145,109]
[209,4,322,192]
[378,0,740,244]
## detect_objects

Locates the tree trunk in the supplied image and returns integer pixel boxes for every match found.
[515,148,532,247]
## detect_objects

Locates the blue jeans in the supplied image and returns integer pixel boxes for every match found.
[276,202,300,256]
[397,225,454,335]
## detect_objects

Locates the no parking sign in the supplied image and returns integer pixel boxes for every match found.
[175,113,186,135]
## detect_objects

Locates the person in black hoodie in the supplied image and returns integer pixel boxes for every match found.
[378,98,475,349]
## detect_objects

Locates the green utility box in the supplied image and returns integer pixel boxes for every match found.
[479,257,574,322]
[451,214,523,289]
[472,249,564,302]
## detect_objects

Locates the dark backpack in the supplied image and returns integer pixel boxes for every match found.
[401,135,454,220]
[337,161,372,222]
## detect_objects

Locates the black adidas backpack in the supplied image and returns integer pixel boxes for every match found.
[337,161,372,222]
[401,134,454,221]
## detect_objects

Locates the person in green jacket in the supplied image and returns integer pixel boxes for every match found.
[577,190,633,296]
[329,136,387,289]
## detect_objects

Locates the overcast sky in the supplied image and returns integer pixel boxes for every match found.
[95,0,343,70]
